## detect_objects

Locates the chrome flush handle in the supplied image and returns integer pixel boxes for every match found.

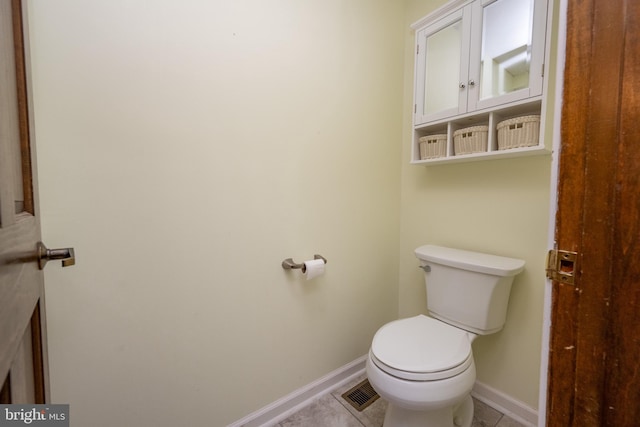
[37,242,76,270]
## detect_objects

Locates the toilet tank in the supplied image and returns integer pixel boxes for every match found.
[415,245,525,335]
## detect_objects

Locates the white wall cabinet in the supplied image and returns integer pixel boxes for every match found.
[411,0,552,165]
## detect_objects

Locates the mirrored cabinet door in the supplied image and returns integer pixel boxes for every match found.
[479,0,533,99]
[414,8,470,125]
[468,0,547,111]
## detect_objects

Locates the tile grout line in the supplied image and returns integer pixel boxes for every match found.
[330,392,368,427]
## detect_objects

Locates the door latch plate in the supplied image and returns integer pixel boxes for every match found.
[546,249,578,285]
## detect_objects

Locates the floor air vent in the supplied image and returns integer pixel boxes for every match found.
[341,379,380,412]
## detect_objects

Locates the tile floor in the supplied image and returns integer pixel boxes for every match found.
[277,374,527,427]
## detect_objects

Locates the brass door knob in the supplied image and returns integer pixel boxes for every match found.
[37,242,75,270]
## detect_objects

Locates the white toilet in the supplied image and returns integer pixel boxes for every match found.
[366,245,525,427]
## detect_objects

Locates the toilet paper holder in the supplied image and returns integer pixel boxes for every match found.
[282,254,327,271]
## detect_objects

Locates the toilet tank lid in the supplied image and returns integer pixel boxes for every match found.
[414,245,525,276]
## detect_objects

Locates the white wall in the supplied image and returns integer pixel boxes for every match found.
[28,1,403,425]
[401,0,552,409]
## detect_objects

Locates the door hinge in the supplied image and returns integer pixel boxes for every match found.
[546,249,578,285]
[417,45,419,55]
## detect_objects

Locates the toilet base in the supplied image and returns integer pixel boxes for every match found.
[383,394,474,427]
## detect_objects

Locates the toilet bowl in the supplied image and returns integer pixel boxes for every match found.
[366,245,525,427]
[366,315,476,427]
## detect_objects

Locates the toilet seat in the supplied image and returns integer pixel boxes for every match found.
[371,315,473,381]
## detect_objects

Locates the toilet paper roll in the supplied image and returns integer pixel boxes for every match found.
[303,258,325,280]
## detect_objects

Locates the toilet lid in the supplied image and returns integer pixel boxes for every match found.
[371,315,472,380]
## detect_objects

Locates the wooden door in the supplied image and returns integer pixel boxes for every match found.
[0,0,49,404]
[546,0,640,425]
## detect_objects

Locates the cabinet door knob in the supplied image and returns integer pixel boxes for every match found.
[469,79,476,86]
[459,82,466,89]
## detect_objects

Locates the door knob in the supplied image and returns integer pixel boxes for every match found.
[37,242,75,270]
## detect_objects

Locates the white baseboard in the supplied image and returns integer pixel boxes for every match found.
[472,381,538,427]
[228,356,538,427]
[227,355,367,427]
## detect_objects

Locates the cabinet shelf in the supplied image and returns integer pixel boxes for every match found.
[411,99,549,165]
[411,144,550,166]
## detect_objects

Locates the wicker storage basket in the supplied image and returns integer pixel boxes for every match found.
[497,115,540,150]
[453,125,488,155]
[418,134,447,159]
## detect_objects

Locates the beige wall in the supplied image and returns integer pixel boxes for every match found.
[401,0,553,409]
[28,1,403,425]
